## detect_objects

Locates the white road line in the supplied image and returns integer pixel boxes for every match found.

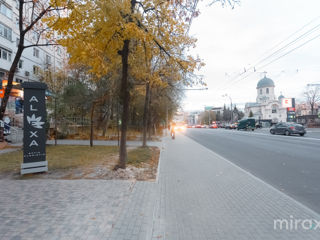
[188,129,320,142]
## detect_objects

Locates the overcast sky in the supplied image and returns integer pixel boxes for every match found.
[182,0,320,111]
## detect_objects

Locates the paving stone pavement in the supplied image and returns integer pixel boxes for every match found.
[0,180,156,240]
[2,134,320,240]
[151,134,320,240]
[0,148,21,155]
[109,181,156,240]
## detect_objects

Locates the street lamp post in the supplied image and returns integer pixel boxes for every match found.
[222,94,233,123]
[204,106,211,125]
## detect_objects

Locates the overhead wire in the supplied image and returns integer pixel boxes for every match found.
[221,31,320,90]
[217,16,320,91]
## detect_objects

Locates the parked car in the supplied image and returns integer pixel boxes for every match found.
[270,122,306,136]
[237,118,255,131]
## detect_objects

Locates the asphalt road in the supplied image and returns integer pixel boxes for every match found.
[184,128,320,214]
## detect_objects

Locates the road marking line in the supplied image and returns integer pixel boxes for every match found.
[191,129,320,141]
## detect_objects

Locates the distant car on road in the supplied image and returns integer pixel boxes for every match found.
[219,123,227,128]
[230,123,238,129]
[195,124,202,128]
[270,122,306,136]
[209,124,218,129]
[174,123,186,132]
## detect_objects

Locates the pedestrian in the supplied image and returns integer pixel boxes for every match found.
[170,122,176,139]
[15,98,21,114]
[3,114,11,136]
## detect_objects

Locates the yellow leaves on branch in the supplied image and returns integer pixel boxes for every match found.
[47,0,204,85]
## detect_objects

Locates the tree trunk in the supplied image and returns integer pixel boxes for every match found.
[0,39,24,141]
[102,117,110,137]
[117,102,120,146]
[54,96,57,146]
[142,82,150,147]
[147,89,152,140]
[90,101,96,147]
[96,98,109,131]
[102,103,112,137]
[118,39,130,169]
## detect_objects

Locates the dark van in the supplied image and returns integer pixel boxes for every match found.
[237,118,256,131]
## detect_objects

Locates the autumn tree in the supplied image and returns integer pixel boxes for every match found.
[49,0,205,168]
[38,63,69,145]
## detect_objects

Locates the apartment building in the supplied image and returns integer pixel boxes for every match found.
[0,0,65,84]
[0,0,66,125]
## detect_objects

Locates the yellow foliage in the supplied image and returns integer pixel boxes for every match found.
[46,0,204,89]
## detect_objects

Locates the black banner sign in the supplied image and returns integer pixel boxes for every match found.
[21,82,47,174]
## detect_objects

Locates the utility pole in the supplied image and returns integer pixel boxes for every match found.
[54,96,57,146]
[230,98,233,123]
[222,94,233,123]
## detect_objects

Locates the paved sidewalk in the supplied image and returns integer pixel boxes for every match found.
[0,141,160,240]
[2,135,320,240]
[0,180,156,240]
[151,133,320,240]
[0,147,21,154]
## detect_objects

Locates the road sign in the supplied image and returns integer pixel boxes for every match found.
[204,106,213,111]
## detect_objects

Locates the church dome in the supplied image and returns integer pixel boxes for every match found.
[257,77,275,89]
[278,94,285,101]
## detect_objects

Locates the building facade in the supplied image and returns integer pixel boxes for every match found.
[0,1,65,83]
[245,76,287,123]
[296,103,319,116]
[0,0,66,118]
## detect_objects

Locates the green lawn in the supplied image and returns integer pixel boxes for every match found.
[0,145,119,173]
[0,145,158,175]
[127,147,153,166]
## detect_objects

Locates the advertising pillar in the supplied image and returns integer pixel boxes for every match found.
[21,82,47,175]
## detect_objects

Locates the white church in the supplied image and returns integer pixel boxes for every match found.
[244,76,287,123]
